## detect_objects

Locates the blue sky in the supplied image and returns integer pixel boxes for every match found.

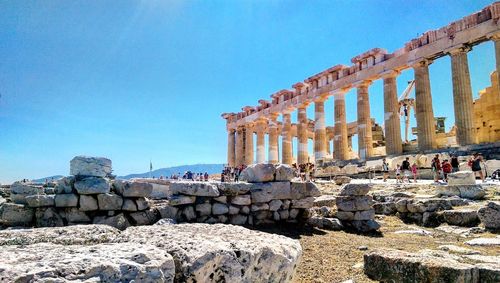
[0,0,496,183]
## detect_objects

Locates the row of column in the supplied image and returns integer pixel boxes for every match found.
[227,38,500,167]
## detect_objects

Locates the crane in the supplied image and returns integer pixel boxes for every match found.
[398,80,415,144]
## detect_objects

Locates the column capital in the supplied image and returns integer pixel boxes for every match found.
[313,95,328,103]
[488,32,500,41]
[381,69,401,79]
[445,45,472,56]
[267,113,279,121]
[353,80,372,89]
[245,122,255,128]
[411,58,433,68]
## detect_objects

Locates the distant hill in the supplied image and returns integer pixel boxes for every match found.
[31,175,64,184]
[118,164,224,180]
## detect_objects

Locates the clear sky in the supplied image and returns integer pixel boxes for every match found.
[0,0,496,183]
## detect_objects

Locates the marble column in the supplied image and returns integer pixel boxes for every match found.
[297,106,308,165]
[227,129,236,167]
[334,92,349,160]
[244,123,254,165]
[255,119,266,163]
[413,60,437,150]
[493,35,500,91]
[314,98,327,161]
[235,127,244,167]
[383,72,403,155]
[357,82,373,160]
[268,115,279,164]
[450,47,475,146]
[281,113,293,165]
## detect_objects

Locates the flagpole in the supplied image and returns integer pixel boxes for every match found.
[149,159,152,179]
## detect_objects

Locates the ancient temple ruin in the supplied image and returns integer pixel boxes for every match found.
[222,2,500,167]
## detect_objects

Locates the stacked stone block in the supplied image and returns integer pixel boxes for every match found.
[335,184,380,232]
[0,156,156,230]
[161,163,321,225]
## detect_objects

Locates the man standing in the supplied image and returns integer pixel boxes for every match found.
[401,157,411,183]
[451,155,460,173]
[432,154,442,183]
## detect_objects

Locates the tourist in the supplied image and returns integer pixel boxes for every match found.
[220,171,225,182]
[204,172,209,181]
[411,162,418,183]
[470,153,484,182]
[431,154,441,183]
[442,159,452,182]
[451,155,460,173]
[395,164,401,183]
[401,157,411,183]
[382,158,389,182]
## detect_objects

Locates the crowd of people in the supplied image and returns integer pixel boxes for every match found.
[382,153,487,184]
[220,162,316,183]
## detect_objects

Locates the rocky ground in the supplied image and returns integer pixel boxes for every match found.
[259,215,500,283]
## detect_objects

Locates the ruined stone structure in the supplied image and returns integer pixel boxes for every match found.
[474,71,500,143]
[222,3,500,166]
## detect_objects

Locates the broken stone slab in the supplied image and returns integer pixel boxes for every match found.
[25,195,55,207]
[231,194,251,206]
[339,183,371,196]
[466,237,500,247]
[230,214,248,225]
[168,195,196,206]
[290,182,321,199]
[70,156,112,177]
[136,197,150,211]
[435,225,486,238]
[79,195,98,211]
[74,176,111,195]
[250,182,291,203]
[114,180,153,197]
[239,163,276,183]
[447,171,476,186]
[129,209,160,226]
[0,203,34,226]
[35,207,64,227]
[269,199,283,211]
[364,249,479,282]
[54,176,75,194]
[195,203,212,216]
[336,195,373,212]
[217,182,253,196]
[118,223,302,282]
[170,182,219,197]
[349,220,380,232]
[439,245,481,255]
[275,164,295,181]
[354,209,375,221]
[334,176,352,186]
[307,216,343,230]
[442,209,480,227]
[63,208,91,223]
[93,213,131,231]
[0,242,175,282]
[394,229,433,236]
[291,197,315,209]
[54,193,79,207]
[122,198,138,211]
[314,195,336,207]
[478,202,500,230]
[155,218,177,225]
[97,193,123,210]
[437,185,485,200]
[373,202,397,215]
[10,182,42,205]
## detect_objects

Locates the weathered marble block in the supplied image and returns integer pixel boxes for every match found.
[70,156,112,177]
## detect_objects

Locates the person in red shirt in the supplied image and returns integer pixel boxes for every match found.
[441,159,452,182]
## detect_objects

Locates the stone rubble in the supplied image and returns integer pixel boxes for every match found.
[336,184,380,232]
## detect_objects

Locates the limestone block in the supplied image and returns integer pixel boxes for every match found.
[156,204,179,220]
[290,182,321,199]
[250,182,291,203]
[169,195,196,206]
[336,196,373,212]
[334,176,352,185]
[395,199,409,213]
[212,203,229,215]
[122,199,138,211]
[239,163,276,183]
[70,156,112,177]
[442,209,480,227]
[54,194,78,207]
[364,249,478,282]
[458,185,485,200]
[254,210,271,220]
[97,193,123,211]
[466,237,500,246]
[217,182,252,196]
[0,196,5,206]
[350,220,380,232]
[79,195,98,211]
[136,197,150,211]
[275,164,295,181]
[170,182,219,197]
[129,209,160,226]
[25,195,55,207]
[282,200,291,210]
[35,207,64,227]
[478,202,500,230]
[354,209,375,221]
[74,177,110,195]
[93,214,131,231]
[228,205,239,215]
[155,218,177,225]
[231,195,251,206]
[196,203,212,216]
[269,200,283,211]
[342,164,359,175]
[448,171,476,186]
[240,206,250,215]
[336,211,354,221]
[1,203,34,226]
[0,242,175,282]
[230,214,247,225]
[307,216,343,230]
[64,208,91,223]
[289,209,299,219]
[339,183,371,196]
[182,206,196,221]
[149,182,171,199]
[214,196,227,203]
[279,210,289,220]
[291,197,315,209]
[114,180,153,198]
[251,203,270,212]
[373,202,397,215]
[54,176,75,194]
[314,195,336,207]
[10,181,40,195]
[217,215,228,223]
[422,212,443,227]
[273,211,280,221]
[120,224,302,282]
